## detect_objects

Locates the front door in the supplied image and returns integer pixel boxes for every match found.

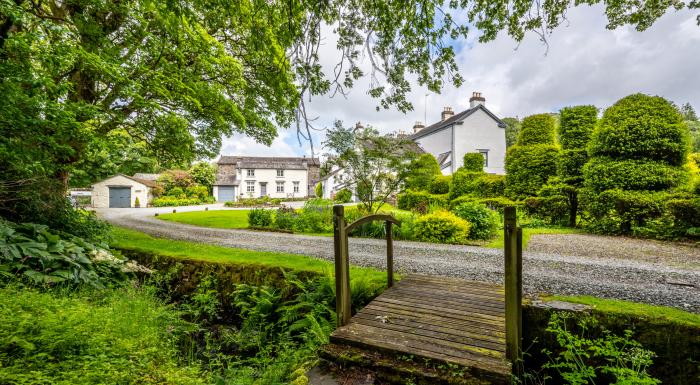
[260,183,267,197]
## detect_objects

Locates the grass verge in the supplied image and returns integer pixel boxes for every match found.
[111,227,387,284]
[548,294,700,327]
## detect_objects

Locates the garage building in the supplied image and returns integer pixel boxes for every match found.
[91,174,157,208]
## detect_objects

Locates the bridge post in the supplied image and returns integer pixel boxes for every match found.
[386,221,394,288]
[333,205,351,326]
[504,206,523,369]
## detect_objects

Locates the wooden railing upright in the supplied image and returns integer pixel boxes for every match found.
[503,206,523,367]
[332,205,400,326]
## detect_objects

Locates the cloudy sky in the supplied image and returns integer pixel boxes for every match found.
[219,5,700,159]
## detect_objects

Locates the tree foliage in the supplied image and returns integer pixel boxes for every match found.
[403,153,441,191]
[517,114,557,146]
[323,121,419,213]
[462,153,485,172]
[189,162,217,192]
[502,117,522,148]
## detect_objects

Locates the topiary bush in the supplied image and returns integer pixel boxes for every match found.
[517,114,557,146]
[505,144,559,199]
[248,208,273,227]
[412,211,471,244]
[403,153,441,190]
[452,202,499,240]
[449,171,506,199]
[428,175,451,194]
[583,94,691,234]
[334,188,352,203]
[315,182,323,198]
[462,153,484,172]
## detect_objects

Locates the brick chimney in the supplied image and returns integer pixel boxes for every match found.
[441,107,454,121]
[469,92,486,108]
[355,121,364,129]
[412,121,425,133]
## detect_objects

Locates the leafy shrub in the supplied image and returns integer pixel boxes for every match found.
[334,188,352,203]
[315,182,323,198]
[296,199,333,233]
[134,196,141,208]
[397,190,448,213]
[157,169,195,192]
[450,196,522,213]
[559,105,597,149]
[168,186,184,197]
[449,169,483,199]
[452,202,499,240]
[666,198,700,238]
[0,220,143,287]
[225,196,282,207]
[581,189,667,235]
[248,208,273,227]
[275,206,299,231]
[403,153,441,190]
[517,114,557,146]
[449,170,505,200]
[428,175,451,194]
[185,185,209,199]
[505,144,559,199]
[412,211,471,244]
[524,195,569,225]
[462,153,484,172]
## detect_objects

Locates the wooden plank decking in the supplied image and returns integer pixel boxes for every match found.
[330,274,511,381]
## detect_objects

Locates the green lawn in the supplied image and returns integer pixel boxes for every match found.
[485,226,582,249]
[111,227,387,284]
[157,209,250,229]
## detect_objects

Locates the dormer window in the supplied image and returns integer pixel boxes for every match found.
[277,169,284,177]
[246,169,255,177]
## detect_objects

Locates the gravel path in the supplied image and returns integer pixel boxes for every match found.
[102,208,700,313]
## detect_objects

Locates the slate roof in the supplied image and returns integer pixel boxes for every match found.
[217,156,320,170]
[409,104,507,140]
[132,173,160,181]
[214,174,239,186]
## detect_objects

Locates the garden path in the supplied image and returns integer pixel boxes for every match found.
[100,208,700,313]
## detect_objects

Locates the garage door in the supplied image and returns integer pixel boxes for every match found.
[218,187,235,202]
[109,187,131,208]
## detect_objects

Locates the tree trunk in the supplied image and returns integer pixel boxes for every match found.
[568,191,578,227]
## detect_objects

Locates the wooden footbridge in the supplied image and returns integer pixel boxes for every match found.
[327,205,522,384]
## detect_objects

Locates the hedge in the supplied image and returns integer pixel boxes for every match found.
[666,198,700,229]
[583,158,688,192]
[557,149,588,185]
[517,114,557,146]
[505,144,559,199]
[450,196,522,213]
[428,175,451,194]
[589,94,689,166]
[559,105,597,149]
[396,190,448,213]
[452,202,499,240]
[449,170,505,199]
[462,153,484,172]
[581,189,668,235]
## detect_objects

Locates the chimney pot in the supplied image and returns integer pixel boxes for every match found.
[441,107,455,121]
[469,91,486,108]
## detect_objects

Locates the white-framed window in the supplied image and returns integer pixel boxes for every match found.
[246,181,255,193]
[246,169,255,177]
[276,181,284,193]
[293,181,300,193]
[478,149,489,168]
[277,169,284,177]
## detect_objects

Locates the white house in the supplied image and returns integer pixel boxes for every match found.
[410,92,507,174]
[213,156,320,202]
[91,174,156,208]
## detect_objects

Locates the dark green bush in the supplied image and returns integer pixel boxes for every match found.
[412,211,471,244]
[666,198,700,231]
[449,170,504,199]
[582,189,667,234]
[247,208,273,227]
[334,188,352,203]
[462,153,484,172]
[397,190,448,213]
[559,105,597,149]
[524,195,569,225]
[452,202,499,240]
[505,144,559,199]
[558,149,589,185]
[428,175,451,194]
[589,94,689,166]
[517,114,557,146]
[584,158,688,192]
[403,153,441,190]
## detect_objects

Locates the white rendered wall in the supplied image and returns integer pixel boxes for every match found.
[239,168,308,199]
[414,127,453,175]
[453,109,506,174]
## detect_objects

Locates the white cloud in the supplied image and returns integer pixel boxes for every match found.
[221,5,700,157]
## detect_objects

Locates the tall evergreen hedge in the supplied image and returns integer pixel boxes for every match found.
[583,94,690,234]
[462,153,484,172]
[505,114,559,199]
[556,105,597,226]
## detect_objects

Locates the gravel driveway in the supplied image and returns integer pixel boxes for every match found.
[101,207,700,313]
